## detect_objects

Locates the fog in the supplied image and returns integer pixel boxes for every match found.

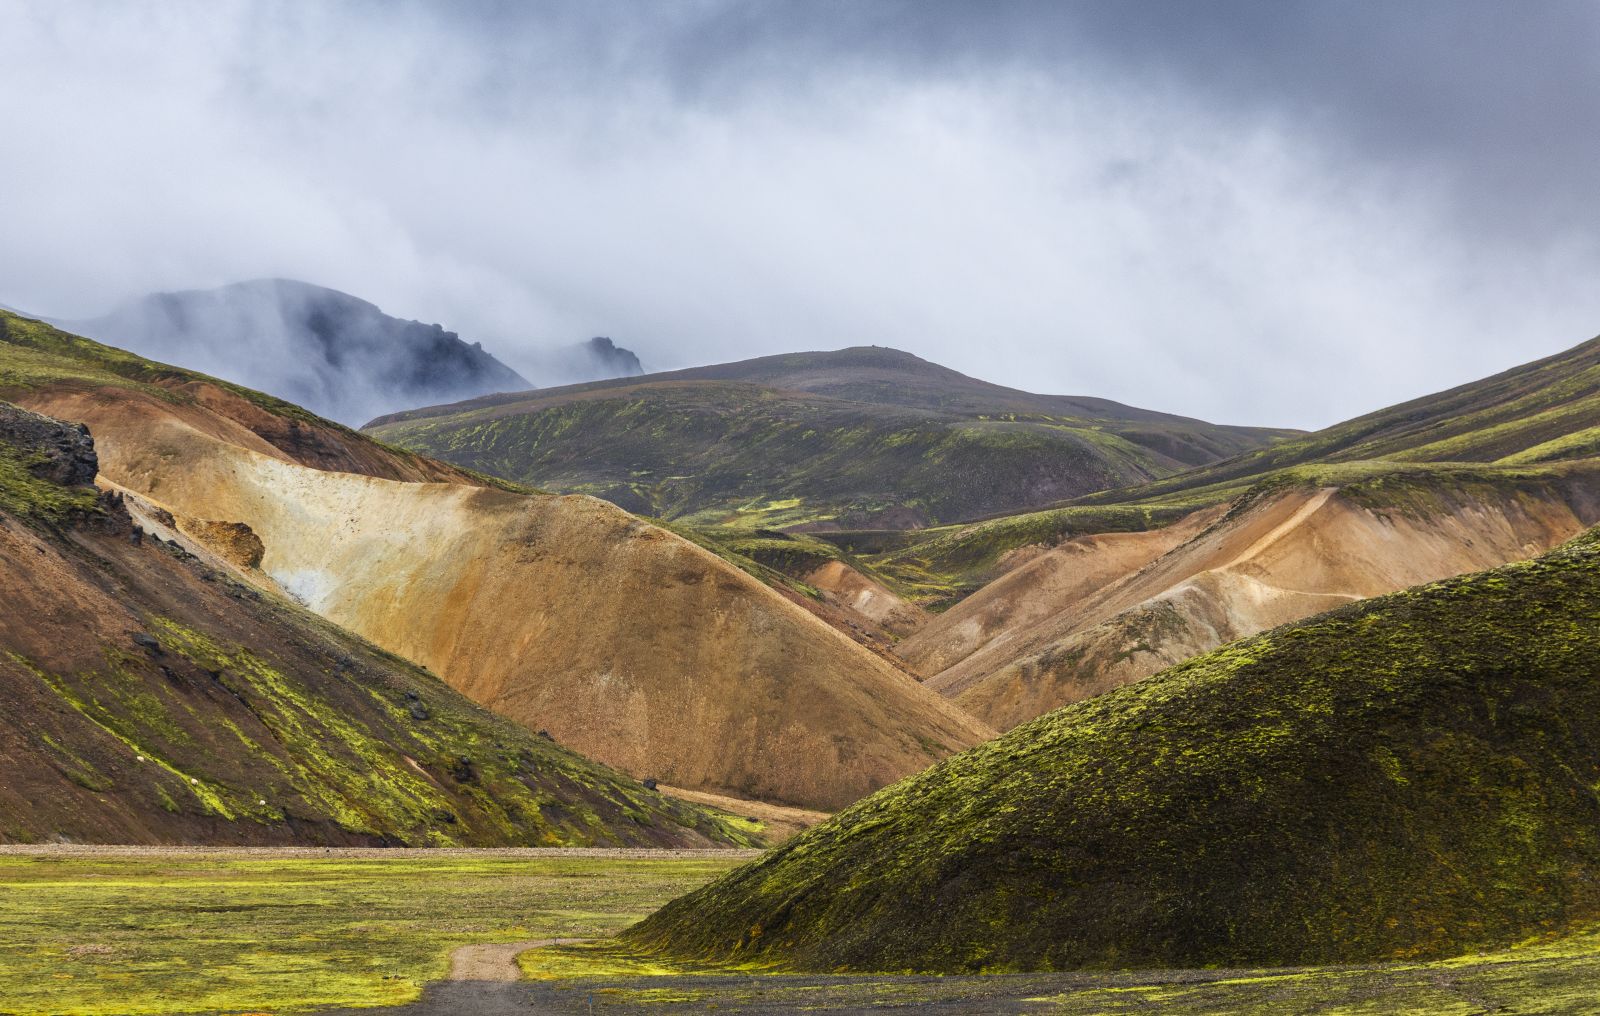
[3,1,1598,428]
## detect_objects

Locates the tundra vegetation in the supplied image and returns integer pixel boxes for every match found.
[0,850,748,1015]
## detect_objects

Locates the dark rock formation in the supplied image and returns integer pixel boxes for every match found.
[0,402,97,487]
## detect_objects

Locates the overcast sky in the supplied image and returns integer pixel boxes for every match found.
[3,0,1599,429]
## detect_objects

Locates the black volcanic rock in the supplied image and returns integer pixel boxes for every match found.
[0,401,97,487]
[59,279,530,425]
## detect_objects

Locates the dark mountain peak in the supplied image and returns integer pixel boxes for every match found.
[58,281,529,426]
[583,336,644,376]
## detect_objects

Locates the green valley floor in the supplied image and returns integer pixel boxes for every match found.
[3,847,1600,1016]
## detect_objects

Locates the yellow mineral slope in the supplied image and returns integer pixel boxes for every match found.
[904,468,1600,730]
[16,383,992,810]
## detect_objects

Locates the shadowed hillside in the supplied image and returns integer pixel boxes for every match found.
[0,312,990,812]
[0,402,748,847]
[365,346,1295,530]
[627,527,1600,970]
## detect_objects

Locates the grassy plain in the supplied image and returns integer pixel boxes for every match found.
[7,847,1600,1015]
[0,847,751,1015]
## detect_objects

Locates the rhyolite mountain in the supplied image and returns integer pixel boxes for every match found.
[364,346,1297,529]
[0,311,990,813]
[879,331,1600,728]
[57,279,531,426]
[628,526,1600,970]
[0,401,749,848]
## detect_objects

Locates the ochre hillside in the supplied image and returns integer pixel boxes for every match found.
[365,346,1295,529]
[851,330,1600,613]
[628,527,1600,971]
[0,313,991,812]
[0,402,746,847]
[903,463,1600,728]
[834,334,1600,729]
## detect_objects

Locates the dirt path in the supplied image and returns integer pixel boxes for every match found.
[448,939,581,982]
[321,939,580,1016]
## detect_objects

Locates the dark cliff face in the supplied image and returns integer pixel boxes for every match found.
[0,401,97,487]
[59,279,530,425]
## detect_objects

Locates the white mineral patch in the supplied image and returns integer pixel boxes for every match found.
[271,567,340,611]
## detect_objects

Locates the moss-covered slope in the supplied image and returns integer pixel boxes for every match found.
[0,404,750,848]
[627,528,1600,970]
[1070,331,1600,512]
[365,347,1294,529]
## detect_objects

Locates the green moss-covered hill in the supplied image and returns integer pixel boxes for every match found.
[0,401,751,848]
[1071,331,1600,512]
[626,526,1600,970]
[364,347,1295,530]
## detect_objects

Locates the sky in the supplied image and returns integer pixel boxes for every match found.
[3,0,1599,429]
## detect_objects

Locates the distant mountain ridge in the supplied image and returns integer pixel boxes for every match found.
[366,346,1298,529]
[56,279,531,426]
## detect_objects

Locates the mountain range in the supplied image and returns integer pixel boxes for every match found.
[54,279,531,426]
[7,289,1600,992]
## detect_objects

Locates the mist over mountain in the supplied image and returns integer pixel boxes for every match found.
[57,279,531,426]
[520,336,645,391]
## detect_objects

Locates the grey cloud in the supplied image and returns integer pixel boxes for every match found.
[1,1,1598,429]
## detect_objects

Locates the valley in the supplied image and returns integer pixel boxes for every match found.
[6,845,1600,1015]
[9,291,1600,1014]
[13,7,1600,1014]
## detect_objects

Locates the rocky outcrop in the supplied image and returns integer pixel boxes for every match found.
[179,518,266,569]
[0,401,97,487]
[580,336,643,376]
